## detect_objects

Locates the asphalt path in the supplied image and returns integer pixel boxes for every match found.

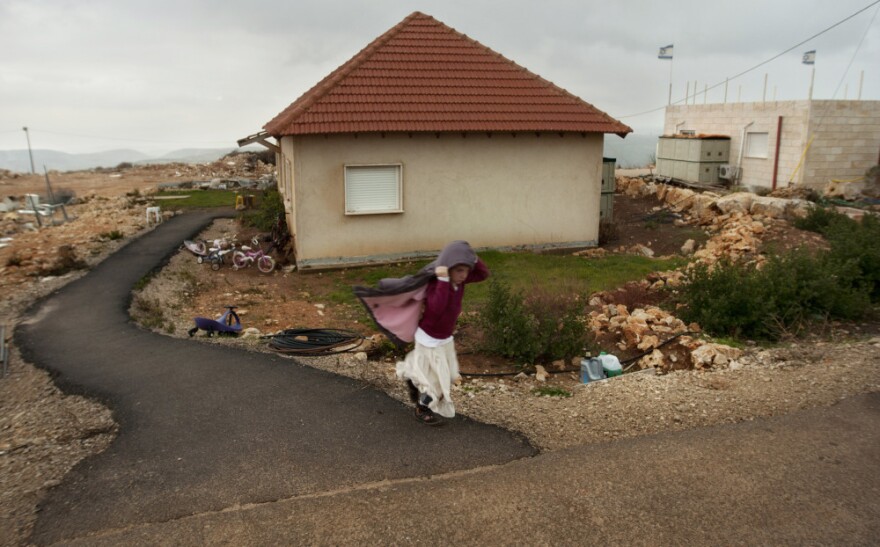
[15,210,536,544]
[61,392,880,546]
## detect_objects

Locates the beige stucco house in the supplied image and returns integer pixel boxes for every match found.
[255,12,630,269]
[663,100,880,191]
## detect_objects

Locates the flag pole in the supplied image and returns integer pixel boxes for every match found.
[803,50,816,100]
[658,44,673,104]
[808,65,815,100]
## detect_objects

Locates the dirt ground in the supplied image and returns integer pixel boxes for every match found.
[2,163,879,545]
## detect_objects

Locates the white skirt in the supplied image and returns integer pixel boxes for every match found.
[396,339,460,418]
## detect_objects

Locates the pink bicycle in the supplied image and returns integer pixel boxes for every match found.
[232,237,275,273]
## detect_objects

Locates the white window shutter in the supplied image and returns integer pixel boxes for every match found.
[745,132,769,159]
[345,165,402,214]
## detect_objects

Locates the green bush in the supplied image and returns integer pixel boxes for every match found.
[677,249,871,340]
[478,280,588,365]
[792,204,839,233]
[676,260,773,339]
[101,230,124,241]
[241,189,284,232]
[795,206,880,301]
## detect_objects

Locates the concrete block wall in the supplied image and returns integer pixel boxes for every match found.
[665,102,810,188]
[803,101,880,189]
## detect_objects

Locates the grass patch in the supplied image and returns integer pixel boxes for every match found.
[133,271,155,292]
[464,251,686,309]
[151,189,238,208]
[323,252,685,313]
[131,294,172,332]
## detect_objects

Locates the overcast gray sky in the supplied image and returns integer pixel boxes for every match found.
[1,0,878,153]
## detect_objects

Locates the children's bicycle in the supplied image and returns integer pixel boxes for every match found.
[184,237,236,270]
[232,237,275,273]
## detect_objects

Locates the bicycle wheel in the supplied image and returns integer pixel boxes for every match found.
[257,255,275,273]
[232,251,249,270]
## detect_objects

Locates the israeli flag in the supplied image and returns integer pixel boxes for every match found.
[802,50,816,65]
[658,44,673,60]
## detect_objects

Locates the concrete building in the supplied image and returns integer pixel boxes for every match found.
[663,100,880,191]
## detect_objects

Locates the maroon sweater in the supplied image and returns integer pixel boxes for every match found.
[418,258,490,339]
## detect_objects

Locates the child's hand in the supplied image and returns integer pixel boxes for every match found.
[434,266,449,278]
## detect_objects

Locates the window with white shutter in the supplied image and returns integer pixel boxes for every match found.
[745,132,769,159]
[344,164,403,215]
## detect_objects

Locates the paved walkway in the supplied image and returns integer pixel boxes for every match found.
[15,211,880,545]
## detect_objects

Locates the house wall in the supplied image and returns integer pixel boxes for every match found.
[279,132,604,268]
[664,101,810,188]
[278,138,297,243]
[664,100,880,190]
[804,100,880,189]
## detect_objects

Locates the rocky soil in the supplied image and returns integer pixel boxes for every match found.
[2,166,879,545]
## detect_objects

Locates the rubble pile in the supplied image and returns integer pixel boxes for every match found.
[585,301,743,373]
[0,195,150,291]
[143,153,276,190]
[823,169,880,203]
[582,177,821,372]
[106,152,275,180]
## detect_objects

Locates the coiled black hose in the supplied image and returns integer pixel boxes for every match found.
[266,328,365,356]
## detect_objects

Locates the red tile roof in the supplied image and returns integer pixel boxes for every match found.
[264,12,632,137]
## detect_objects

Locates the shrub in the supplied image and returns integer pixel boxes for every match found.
[478,280,589,365]
[241,189,284,232]
[677,249,871,340]
[676,260,774,339]
[793,204,840,233]
[761,249,869,330]
[48,187,76,205]
[794,206,880,301]
[101,230,124,241]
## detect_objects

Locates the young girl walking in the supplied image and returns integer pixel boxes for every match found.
[354,241,489,425]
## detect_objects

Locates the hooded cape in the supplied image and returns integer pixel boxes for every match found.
[353,241,477,347]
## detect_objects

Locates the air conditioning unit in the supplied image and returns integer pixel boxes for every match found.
[718,164,738,180]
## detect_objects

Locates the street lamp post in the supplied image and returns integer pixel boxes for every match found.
[22,126,35,174]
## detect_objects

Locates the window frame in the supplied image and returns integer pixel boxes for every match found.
[744,132,769,159]
[343,163,404,216]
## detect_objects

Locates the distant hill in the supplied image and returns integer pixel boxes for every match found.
[0,137,654,173]
[136,148,241,165]
[0,147,259,173]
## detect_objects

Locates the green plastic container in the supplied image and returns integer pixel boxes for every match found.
[599,353,623,377]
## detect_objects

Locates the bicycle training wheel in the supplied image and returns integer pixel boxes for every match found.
[232,251,248,270]
[257,255,275,273]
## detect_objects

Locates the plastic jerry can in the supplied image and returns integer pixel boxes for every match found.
[599,353,623,377]
[580,358,605,383]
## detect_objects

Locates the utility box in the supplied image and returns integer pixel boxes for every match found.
[656,135,731,184]
[600,157,616,221]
